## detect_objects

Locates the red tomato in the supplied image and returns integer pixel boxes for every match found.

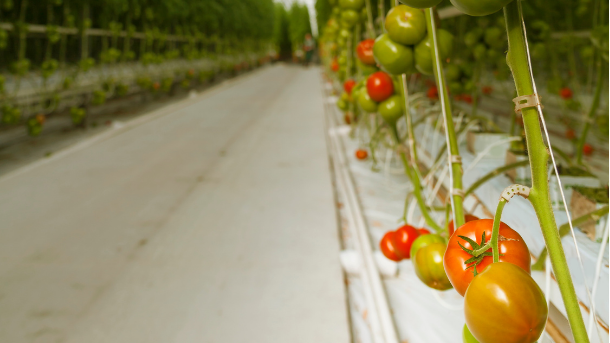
[344,113,351,124]
[426,86,438,99]
[461,94,473,104]
[482,86,493,94]
[583,143,594,156]
[366,71,394,102]
[344,79,356,94]
[380,231,402,262]
[443,219,531,296]
[392,225,420,259]
[152,82,160,90]
[418,228,431,235]
[565,129,576,140]
[560,87,573,99]
[356,39,376,65]
[355,149,368,160]
[448,214,479,237]
[331,58,340,72]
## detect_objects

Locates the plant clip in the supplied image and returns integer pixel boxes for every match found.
[512,93,543,114]
[449,155,462,164]
[500,184,530,202]
[451,188,465,198]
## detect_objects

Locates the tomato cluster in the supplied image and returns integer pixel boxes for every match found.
[380,224,430,261]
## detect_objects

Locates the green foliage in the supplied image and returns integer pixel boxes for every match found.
[288,2,312,48]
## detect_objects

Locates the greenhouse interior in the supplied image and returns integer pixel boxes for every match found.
[0,0,607,342]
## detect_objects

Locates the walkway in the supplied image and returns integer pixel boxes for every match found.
[0,64,350,343]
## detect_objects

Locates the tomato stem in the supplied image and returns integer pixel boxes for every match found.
[424,8,465,229]
[503,2,590,342]
[490,199,506,263]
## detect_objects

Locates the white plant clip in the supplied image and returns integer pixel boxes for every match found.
[512,93,543,114]
[501,184,531,202]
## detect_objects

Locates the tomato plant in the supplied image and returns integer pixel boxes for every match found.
[366,71,394,102]
[392,224,420,259]
[380,231,402,261]
[444,219,531,296]
[355,149,368,160]
[464,262,547,343]
[385,5,427,46]
[356,39,376,65]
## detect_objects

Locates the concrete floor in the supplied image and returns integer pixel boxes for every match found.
[0,65,350,343]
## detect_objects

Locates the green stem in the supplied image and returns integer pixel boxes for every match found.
[532,206,609,271]
[490,199,506,262]
[391,126,443,232]
[464,160,530,197]
[504,3,589,342]
[425,8,465,228]
[363,0,375,38]
[575,59,605,164]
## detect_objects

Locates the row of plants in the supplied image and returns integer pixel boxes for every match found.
[318,0,608,342]
[0,0,292,137]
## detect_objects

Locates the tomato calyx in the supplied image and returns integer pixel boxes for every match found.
[457,231,504,276]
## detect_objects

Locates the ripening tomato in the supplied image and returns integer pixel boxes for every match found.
[464,262,547,343]
[482,86,493,95]
[412,241,453,290]
[409,233,444,258]
[380,231,402,261]
[448,214,479,237]
[344,79,356,94]
[583,143,594,156]
[35,114,46,125]
[565,128,576,139]
[461,94,473,104]
[444,219,531,296]
[355,149,368,160]
[331,58,340,72]
[392,224,420,259]
[366,71,394,102]
[560,87,573,99]
[450,0,514,16]
[356,39,376,65]
[427,86,438,99]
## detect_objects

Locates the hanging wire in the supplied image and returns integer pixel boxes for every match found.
[516,1,602,340]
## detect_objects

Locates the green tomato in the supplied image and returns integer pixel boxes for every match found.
[449,0,514,16]
[414,29,453,75]
[409,234,445,259]
[373,33,415,75]
[339,0,364,11]
[337,98,349,111]
[378,95,404,124]
[339,28,350,39]
[472,43,487,60]
[486,48,501,60]
[463,324,481,343]
[384,5,427,46]
[463,28,483,48]
[398,0,442,9]
[412,242,453,290]
[445,63,461,81]
[338,55,347,66]
[449,81,462,94]
[357,88,379,112]
[484,26,505,50]
[341,9,360,27]
[332,6,341,16]
[392,76,405,96]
